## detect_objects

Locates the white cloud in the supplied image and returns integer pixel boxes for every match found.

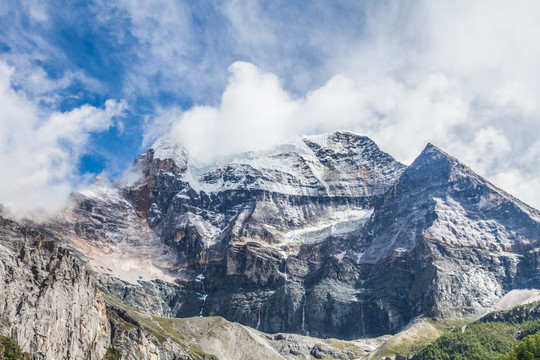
[220,1,369,93]
[0,61,126,215]
[169,62,297,160]
[164,62,471,164]
[4,0,540,211]
[92,0,231,102]
[159,0,540,209]
[160,48,540,207]
[490,170,540,209]
[141,106,183,149]
[20,0,49,22]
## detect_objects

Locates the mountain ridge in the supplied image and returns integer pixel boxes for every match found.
[15,130,540,340]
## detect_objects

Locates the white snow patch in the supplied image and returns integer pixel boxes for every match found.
[78,177,121,201]
[189,138,329,196]
[182,133,402,197]
[181,168,205,193]
[150,137,188,166]
[302,131,360,150]
[176,212,222,245]
[493,289,540,311]
[89,253,176,285]
[477,192,499,210]
[428,197,516,248]
[281,209,372,246]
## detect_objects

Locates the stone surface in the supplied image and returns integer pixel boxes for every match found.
[0,216,218,359]
[43,131,540,339]
[0,216,110,360]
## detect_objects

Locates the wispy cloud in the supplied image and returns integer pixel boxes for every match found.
[0,61,125,215]
[90,0,233,104]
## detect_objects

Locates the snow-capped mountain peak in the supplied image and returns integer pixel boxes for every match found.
[46,131,540,340]
[145,137,189,173]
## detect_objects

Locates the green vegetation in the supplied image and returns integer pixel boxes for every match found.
[412,302,540,360]
[103,345,121,360]
[414,322,520,360]
[0,336,31,360]
[371,317,469,359]
[102,292,217,359]
[498,332,540,360]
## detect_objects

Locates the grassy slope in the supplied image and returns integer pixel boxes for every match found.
[368,317,469,359]
[102,291,376,359]
[411,302,540,360]
[103,292,218,359]
[103,288,540,360]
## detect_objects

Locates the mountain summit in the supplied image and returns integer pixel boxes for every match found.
[42,131,539,339]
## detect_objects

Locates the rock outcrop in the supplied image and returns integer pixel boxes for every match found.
[358,144,540,331]
[45,131,540,339]
[0,216,219,359]
[0,216,110,359]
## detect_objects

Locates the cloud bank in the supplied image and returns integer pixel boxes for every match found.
[1,0,540,212]
[0,61,125,215]
[156,0,540,209]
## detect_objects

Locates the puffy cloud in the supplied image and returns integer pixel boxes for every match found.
[164,62,469,163]
[157,1,540,209]
[169,62,296,160]
[0,61,125,215]
[3,0,540,211]
[161,52,540,208]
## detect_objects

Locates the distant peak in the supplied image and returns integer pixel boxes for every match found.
[148,137,188,162]
[419,143,459,163]
[300,131,403,168]
[302,130,369,142]
[150,137,183,152]
[91,175,106,187]
[423,142,444,154]
[140,136,190,174]
[405,142,479,185]
[424,142,436,150]
[301,130,375,150]
[328,129,365,137]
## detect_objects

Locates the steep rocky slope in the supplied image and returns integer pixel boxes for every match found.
[0,216,217,359]
[45,131,540,339]
[0,213,388,359]
[357,144,540,331]
[0,216,110,359]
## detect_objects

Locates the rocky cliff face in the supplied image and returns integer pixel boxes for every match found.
[0,216,111,359]
[45,131,540,340]
[358,144,540,329]
[0,215,252,359]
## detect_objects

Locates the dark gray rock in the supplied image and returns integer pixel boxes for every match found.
[45,132,540,340]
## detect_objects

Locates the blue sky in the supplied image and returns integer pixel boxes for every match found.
[1,0,540,213]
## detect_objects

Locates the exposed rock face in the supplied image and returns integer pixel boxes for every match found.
[0,216,110,359]
[0,216,226,359]
[106,306,217,360]
[358,144,540,330]
[104,309,376,360]
[46,131,540,339]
